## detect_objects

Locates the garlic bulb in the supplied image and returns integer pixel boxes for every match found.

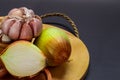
[34,27,71,66]
[1,7,42,41]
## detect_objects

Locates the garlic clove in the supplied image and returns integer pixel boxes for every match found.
[8,20,22,40]
[19,23,33,41]
[34,27,71,66]
[1,18,15,35]
[30,18,42,37]
[0,29,2,34]
[0,41,46,78]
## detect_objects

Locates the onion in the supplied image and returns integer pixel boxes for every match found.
[34,27,71,66]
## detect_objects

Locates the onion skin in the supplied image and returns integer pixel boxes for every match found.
[44,69,52,80]
[29,69,52,80]
[34,27,71,66]
[0,59,8,78]
[0,68,8,78]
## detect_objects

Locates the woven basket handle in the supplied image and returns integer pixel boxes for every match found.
[40,13,79,38]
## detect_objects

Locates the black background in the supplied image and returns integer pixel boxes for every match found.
[0,0,120,80]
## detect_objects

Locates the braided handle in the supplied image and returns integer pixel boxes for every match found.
[40,13,79,38]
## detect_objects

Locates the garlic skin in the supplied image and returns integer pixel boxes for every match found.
[1,7,42,41]
[34,27,71,66]
[1,34,11,43]
[0,29,11,43]
[8,7,35,18]
[0,41,46,77]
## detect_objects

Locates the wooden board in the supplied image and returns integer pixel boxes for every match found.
[43,24,90,80]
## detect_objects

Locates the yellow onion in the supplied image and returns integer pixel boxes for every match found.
[34,27,71,66]
[0,41,46,78]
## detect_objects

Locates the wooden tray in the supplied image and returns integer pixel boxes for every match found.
[43,24,90,80]
[0,24,90,80]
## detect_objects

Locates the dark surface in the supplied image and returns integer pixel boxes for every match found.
[0,0,120,80]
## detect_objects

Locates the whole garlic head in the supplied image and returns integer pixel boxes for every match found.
[1,7,42,41]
